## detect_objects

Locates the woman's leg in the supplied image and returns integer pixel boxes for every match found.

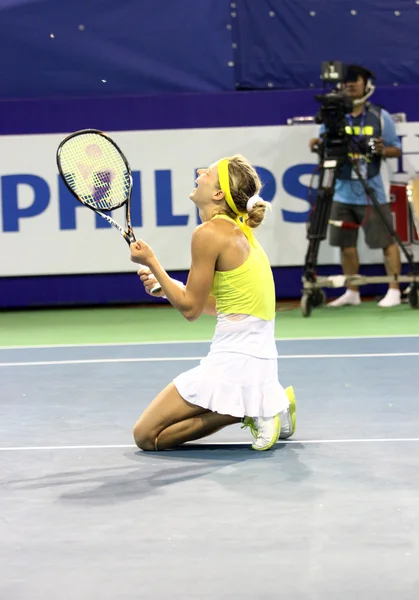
[133,382,240,451]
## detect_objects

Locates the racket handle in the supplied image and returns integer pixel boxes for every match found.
[148,275,184,297]
[150,282,162,295]
[136,263,162,295]
[137,268,182,296]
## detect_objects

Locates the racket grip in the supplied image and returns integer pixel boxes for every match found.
[136,264,162,295]
[150,282,162,295]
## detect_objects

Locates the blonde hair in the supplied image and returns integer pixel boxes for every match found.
[217,154,270,229]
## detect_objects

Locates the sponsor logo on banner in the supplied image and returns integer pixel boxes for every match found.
[0,125,418,276]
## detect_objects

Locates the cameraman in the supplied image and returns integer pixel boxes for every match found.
[309,65,402,308]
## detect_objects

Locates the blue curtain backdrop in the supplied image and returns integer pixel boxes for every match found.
[0,0,417,98]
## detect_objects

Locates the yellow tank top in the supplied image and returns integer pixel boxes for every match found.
[210,215,276,321]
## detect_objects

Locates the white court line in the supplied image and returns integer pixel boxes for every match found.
[0,340,213,350]
[1,351,419,367]
[1,438,419,451]
[1,333,419,350]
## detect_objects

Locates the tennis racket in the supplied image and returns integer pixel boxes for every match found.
[56,128,161,294]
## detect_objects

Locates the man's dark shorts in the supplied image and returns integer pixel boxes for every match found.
[329,201,394,249]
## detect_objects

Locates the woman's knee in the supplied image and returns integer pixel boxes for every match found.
[133,423,156,451]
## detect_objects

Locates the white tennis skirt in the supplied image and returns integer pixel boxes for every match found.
[173,351,290,418]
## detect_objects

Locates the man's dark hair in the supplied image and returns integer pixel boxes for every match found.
[344,64,375,87]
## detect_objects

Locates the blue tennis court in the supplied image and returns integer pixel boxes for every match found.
[1,336,418,599]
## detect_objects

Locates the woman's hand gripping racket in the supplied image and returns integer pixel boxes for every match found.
[56,129,161,294]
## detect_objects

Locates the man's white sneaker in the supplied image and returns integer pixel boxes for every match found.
[328,289,361,307]
[378,289,401,307]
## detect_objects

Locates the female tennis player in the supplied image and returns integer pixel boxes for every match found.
[129,154,296,451]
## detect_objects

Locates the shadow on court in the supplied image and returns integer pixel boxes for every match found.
[3,443,311,506]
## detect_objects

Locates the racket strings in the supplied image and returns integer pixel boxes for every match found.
[59,133,131,211]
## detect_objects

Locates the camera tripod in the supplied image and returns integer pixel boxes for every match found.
[301,156,419,317]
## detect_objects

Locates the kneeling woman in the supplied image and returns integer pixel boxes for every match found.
[130,154,296,451]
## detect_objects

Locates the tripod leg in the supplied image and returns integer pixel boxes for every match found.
[302,162,339,318]
[352,163,416,271]
[304,188,334,282]
[408,282,418,309]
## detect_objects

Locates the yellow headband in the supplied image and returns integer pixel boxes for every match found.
[217,158,243,216]
[217,157,255,245]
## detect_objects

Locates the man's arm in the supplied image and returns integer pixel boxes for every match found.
[378,110,402,158]
[382,145,401,159]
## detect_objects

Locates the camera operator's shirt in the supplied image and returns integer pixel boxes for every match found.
[319,108,401,205]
